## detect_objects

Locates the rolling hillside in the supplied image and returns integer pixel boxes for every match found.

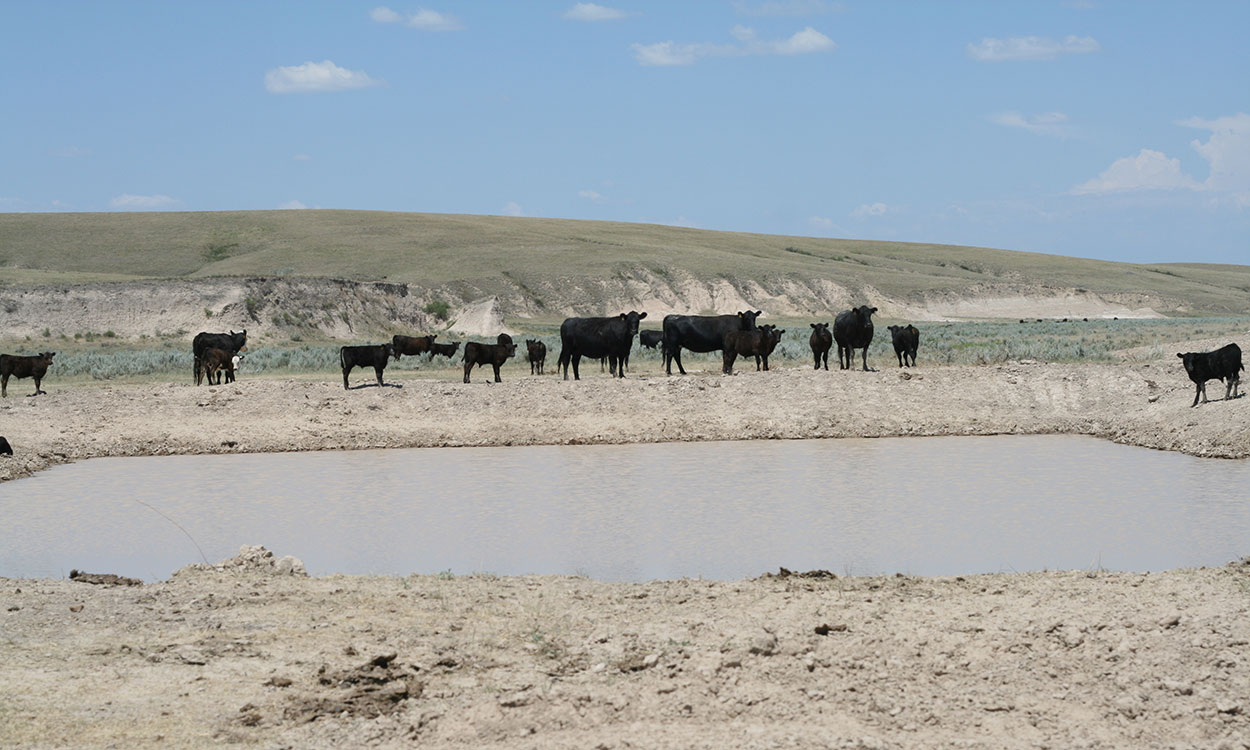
[1,210,1247,340]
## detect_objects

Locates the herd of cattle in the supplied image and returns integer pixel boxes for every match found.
[0,308,1242,411]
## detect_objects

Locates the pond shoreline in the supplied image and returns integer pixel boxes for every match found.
[1,359,1247,487]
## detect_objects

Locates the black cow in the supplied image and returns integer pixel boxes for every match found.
[888,324,920,368]
[430,341,461,358]
[810,322,832,370]
[1,352,55,397]
[723,325,784,374]
[639,330,664,350]
[392,334,436,359]
[526,339,547,375]
[340,343,394,389]
[196,347,237,387]
[0,436,12,456]
[192,329,247,385]
[464,334,517,383]
[558,312,647,380]
[833,305,877,371]
[1177,343,1243,407]
[662,310,761,375]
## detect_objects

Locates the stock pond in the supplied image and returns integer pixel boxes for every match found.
[2,435,1248,582]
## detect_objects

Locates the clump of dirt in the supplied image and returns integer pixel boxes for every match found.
[761,566,837,580]
[68,569,142,586]
[267,653,423,725]
[173,545,307,578]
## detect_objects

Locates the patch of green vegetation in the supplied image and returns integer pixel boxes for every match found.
[423,299,450,321]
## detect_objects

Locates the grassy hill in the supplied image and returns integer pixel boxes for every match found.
[1,210,1248,316]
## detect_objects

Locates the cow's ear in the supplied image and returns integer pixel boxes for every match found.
[620,313,626,320]
[737,312,743,319]
[1176,353,1184,358]
[754,310,762,317]
[638,312,647,319]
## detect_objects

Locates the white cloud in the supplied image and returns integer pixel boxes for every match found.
[967,35,1100,62]
[808,216,833,228]
[279,200,308,210]
[851,202,888,218]
[502,201,524,217]
[991,111,1072,138]
[633,26,834,66]
[732,0,844,16]
[110,194,179,209]
[370,6,402,23]
[372,6,463,30]
[265,60,382,94]
[1071,149,1201,195]
[1181,113,1250,194]
[578,189,606,203]
[564,3,627,21]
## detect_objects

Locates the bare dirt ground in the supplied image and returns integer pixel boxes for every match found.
[2,355,1248,748]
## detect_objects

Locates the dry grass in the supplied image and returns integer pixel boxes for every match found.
[3,210,1249,314]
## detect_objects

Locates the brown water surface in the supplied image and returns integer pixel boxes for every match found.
[2,436,1247,581]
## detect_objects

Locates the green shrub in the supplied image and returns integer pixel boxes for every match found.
[424,299,450,321]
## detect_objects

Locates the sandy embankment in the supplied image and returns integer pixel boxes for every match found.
[1,357,1247,485]
[2,359,1248,748]
[2,548,1248,748]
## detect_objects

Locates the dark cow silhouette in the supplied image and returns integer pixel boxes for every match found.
[639,330,664,350]
[558,312,647,380]
[430,341,461,358]
[662,310,761,375]
[1,352,55,397]
[196,347,238,386]
[192,330,247,385]
[464,334,517,383]
[888,324,920,368]
[722,325,784,374]
[1177,343,1243,407]
[833,306,877,371]
[392,334,436,359]
[809,322,832,370]
[0,436,11,455]
[340,343,394,389]
[526,339,547,375]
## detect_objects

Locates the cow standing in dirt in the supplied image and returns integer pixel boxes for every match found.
[0,352,55,397]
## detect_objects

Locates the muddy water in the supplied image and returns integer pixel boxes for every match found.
[2,436,1248,582]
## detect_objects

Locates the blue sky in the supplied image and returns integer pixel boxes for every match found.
[2,1,1247,264]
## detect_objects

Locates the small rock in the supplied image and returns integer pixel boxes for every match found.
[69,604,84,613]
[1161,679,1193,696]
[749,631,778,656]
[1158,614,1182,629]
[1216,700,1241,715]
[642,653,659,669]
[265,677,293,688]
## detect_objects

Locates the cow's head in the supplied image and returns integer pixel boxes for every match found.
[383,343,395,361]
[618,311,647,337]
[1177,352,1196,374]
[497,333,517,357]
[40,352,56,364]
[737,310,762,330]
[230,329,248,352]
[854,306,877,324]
[888,325,901,334]
[810,322,829,331]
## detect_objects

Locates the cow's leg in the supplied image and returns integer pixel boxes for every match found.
[375,366,385,387]
[492,363,502,382]
[1192,382,1202,407]
[897,350,904,368]
[722,350,735,375]
[762,355,769,371]
[33,375,44,396]
[572,354,581,381]
[193,356,200,385]
[1,373,7,397]
[344,366,352,390]
[861,348,870,372]
[673,347,687,375]
[463,362,473,384]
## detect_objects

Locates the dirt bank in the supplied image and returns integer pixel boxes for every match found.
[2,547,1248,748]
[2,355,1247,485]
